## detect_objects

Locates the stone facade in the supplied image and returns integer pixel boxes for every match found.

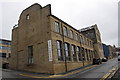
[79,25,104,59]
[10,3,103,74]
[108,45,116,59]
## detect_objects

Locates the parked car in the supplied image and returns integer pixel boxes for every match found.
[102,58,108,62]
[118,56,120,61]
[93,58,102,65]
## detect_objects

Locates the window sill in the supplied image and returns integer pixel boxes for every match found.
[26,63,35,66]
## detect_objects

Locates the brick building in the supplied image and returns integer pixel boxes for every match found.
[10,3,103,74]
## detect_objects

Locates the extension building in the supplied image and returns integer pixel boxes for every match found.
[0,39,11,68]
[10,3,103,74]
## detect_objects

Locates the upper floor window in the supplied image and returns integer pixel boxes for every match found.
[0,41,2,44]
[2,53,6,58]
[70,30,73,38]
[56,40,63,61]
[90,32,95,39]
[76,33,78,41]
[80,36,83,44]
[63,26,67,36]
[55,21,60,33]
[83,37,86,45]
[26,14,30,20]
[87,39,89,45]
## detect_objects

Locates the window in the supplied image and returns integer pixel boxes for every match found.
[81,48,85,60]
[86,49,89,61]
[90,32,95,39]
[80,36,83,43]
[70,30,73,38]
[77,47,82,61]
[56,41,63,61]
[0,46,7,50]
[85,33,88,37]
[87,39,89,45]
[64,43,70,61]
[26,14,30,20]
[76,33,78,41]
[0,53,2,57]
[9,53,11,57]
[83,37,85,45]
[63,26,67,36]
[28,46,33,64]
[2,53,6,58]
[55,21,60,33]
[71,45,77,61]
[0,41,2,44]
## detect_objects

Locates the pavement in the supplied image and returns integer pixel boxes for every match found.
[1,58,119,80]
[2,64,97,78]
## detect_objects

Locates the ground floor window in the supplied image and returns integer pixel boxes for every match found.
[64,42,70,61]
[28,46,33,64]
[56,40,63,61]
[77,47,82,61]
[72,45,77,61]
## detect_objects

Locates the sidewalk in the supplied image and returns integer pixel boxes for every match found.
[2,64,97,78]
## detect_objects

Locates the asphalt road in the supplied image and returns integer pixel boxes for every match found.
[1,58,119,80]
[65,58,118,79]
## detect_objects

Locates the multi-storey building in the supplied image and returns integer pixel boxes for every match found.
[108,45,116,59]
[102,43,110,59]
[0,39,11,68]
[79,25,104,59]
[10,3,101,74]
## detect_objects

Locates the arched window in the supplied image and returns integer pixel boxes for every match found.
[77,46,82,61]
[71,45,77,61]
[56,40,63,61]
[64,42,70,61]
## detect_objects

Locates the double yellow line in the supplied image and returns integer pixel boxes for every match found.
[100,67,118,80]
[19,65,97,78]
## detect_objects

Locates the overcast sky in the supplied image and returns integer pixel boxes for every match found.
[0,0,119,46]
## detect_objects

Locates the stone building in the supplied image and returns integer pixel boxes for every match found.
[79,25,104,59]
[108,45,116,58]
[0,39,11,68]
[10,3,102,74]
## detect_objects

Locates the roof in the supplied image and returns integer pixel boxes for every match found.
[49,15,93,41]
[0,39,11,42]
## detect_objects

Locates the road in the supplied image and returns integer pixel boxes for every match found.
[1,58,119,80]
[65,58,118,79]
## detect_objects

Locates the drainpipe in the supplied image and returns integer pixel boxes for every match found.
[61,22,67,72]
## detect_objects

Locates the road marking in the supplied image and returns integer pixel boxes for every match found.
[19,74,49,78]
[100,73,111,80]
[19,65,97,78]
[100,67,118,80]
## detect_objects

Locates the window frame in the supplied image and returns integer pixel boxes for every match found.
[55,21,60,33]
[56,40,63,61]
[71,45,77,61]
[63,26,68,36]
[75,33,78,41]
[28,46,34,64]
[64,42,70,61]
[70,30,73,38]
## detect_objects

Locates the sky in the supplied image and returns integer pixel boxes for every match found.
[0,0,119,46]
